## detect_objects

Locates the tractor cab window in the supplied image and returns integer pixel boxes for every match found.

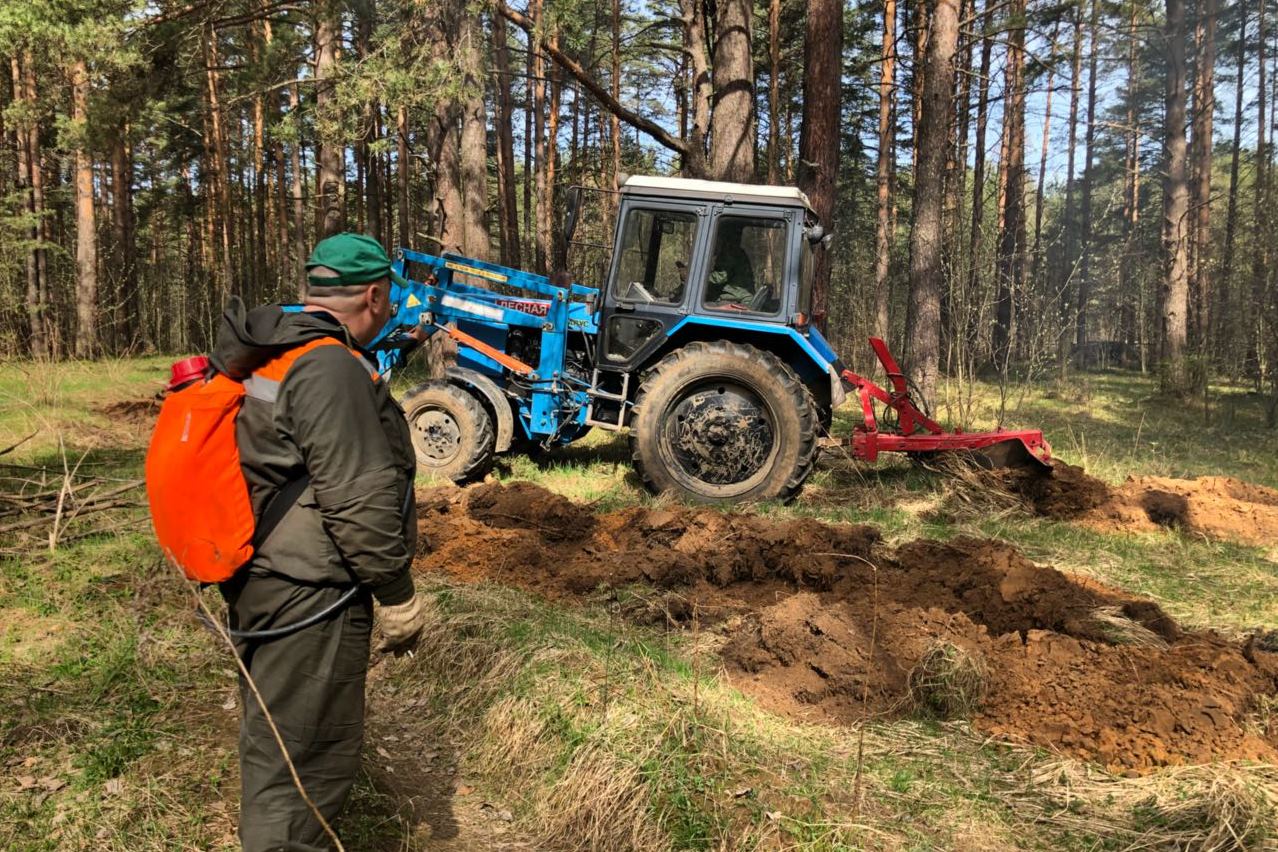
[702,216,785,315]
[611,208,698,305]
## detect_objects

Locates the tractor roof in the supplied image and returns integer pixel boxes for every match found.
[621,175,814,212]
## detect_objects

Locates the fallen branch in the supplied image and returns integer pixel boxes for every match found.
[0,501,143,535]
[0,432,37,458]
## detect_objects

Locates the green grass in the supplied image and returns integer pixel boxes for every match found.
[1,358,1276,849]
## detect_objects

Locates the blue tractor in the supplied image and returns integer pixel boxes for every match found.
[374,175,1050,504]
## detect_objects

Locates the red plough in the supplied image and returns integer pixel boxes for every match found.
[829,338,1053,470]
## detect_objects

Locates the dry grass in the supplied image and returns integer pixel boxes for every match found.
[906,641,989,720]
[1082,606,1171,648]
[1019,762,1278,851]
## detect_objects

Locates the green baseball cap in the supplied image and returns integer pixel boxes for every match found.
[305,232,406,289]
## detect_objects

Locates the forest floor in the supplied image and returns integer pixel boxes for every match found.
[1,356,1276,850]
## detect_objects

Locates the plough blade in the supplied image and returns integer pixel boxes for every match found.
[964,437,1052,471]
[832,337,1053,471]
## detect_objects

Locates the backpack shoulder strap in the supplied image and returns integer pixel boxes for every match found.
[251,472,311,551]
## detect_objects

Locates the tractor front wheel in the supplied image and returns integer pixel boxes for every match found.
[401,382,495,483]
[630,341,818,504]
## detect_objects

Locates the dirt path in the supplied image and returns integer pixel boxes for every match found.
[414,482,1278,774]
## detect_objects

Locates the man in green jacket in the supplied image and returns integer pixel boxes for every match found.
[212,233,425,851]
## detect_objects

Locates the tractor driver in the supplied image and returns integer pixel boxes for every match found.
[705,218,758,307]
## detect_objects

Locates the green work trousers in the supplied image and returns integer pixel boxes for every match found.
[224,573,372,852]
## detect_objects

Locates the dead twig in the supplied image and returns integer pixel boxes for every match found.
[0,431,37,457]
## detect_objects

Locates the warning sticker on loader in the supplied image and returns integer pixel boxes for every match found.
[445,261,508,284]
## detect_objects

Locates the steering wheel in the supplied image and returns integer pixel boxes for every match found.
[749,286,772,312]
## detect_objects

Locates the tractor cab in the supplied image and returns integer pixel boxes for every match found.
[594,176,821,371]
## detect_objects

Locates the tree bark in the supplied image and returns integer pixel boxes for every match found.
[110,132,138,349]
[1189,0,1215,370]
[1058,8,1084,374]
[1220,2,1247,358]
[1250,0,1268,389]
[709,0,755,182]
[906,0,960,401]
[1162,0,1191,392]
[1031,22,1059,290]
[72,59,98,359]
[993,0,1026,369]
[766,0,782,184]
[291,84,307,293]
[315,4,346,239]
[13,53,46,359]
[875,0,898,342]
[459,11,492,260]
[494,15,521,267]
[1075,0,1100,366]
[397,104,411,250]
[678,0,711,176]
[964,0,994,344]
[544,29,561,269]
[798,0,842,325]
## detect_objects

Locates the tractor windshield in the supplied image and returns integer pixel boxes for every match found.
[611,208,698,305]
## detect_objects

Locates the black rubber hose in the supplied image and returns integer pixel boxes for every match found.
[199,584,362,642]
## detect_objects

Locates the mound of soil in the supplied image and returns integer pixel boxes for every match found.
[415,482,1278,773]
[1003,463,1278,547]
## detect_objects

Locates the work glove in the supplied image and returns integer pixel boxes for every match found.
[377,593,427,656]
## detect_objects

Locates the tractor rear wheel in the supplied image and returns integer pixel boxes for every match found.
[630,341,818,504]
[401,382,495,483]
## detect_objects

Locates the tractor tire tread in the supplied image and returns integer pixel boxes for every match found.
[401,381,496,483]
[630,340,818,504]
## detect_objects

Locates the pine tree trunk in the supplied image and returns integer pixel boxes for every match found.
[766,0,781,184]
[1058,9,1084,374]
[72,59,98,359]
[1075,0,1100,366]
[13,53,46,358]
[531,0,548,271]
[1220,2,1247,360]
[993,0,1026,369]
[964,0,994,346]
[1031,22,1059,290]
[906,0,960,401]
[875,0,898,342]
[315,7,345,239]
[1119,0,1142,367]
[543,29,561,269]
[1250,0,1267,389]
[494,16,522,267]
[397,105,411,249]
[709,0,755,182]
[1189,0,1215,374]
[110,132,138,349]
[678,0,711,177]
[1162,0,1191,392]
[203,24,234,299]
[291,84,307,294]
[613,0,624,186]
[459,12,492,260]
[798,0,843,325]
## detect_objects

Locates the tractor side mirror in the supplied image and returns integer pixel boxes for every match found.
[804,224,825,244]
[565,186,582,246]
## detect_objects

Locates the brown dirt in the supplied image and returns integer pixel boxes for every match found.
[1003,462,1278,547]
[415,482,1278,774]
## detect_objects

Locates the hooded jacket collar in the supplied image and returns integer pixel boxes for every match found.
[212,298,356,379]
